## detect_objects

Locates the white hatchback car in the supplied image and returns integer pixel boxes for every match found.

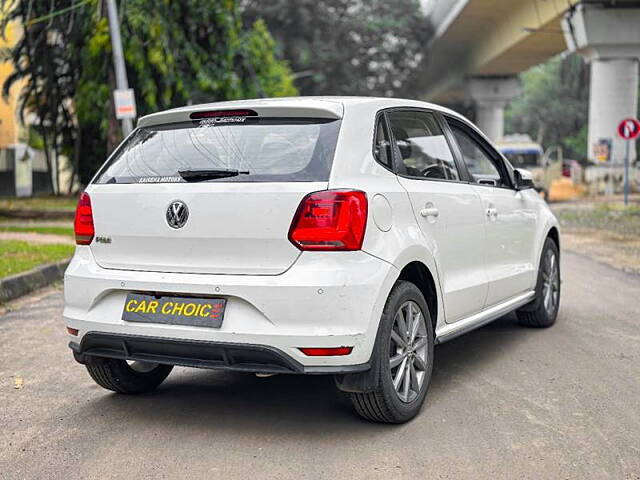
[65,97,560,423]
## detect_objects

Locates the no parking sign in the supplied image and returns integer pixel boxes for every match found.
[617,117,640,206]
[617,118,640,140]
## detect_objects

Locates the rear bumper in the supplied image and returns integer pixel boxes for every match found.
[70,333,369,374]
[64,247,398,369]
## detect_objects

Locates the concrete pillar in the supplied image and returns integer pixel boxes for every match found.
[476,102,505,142]
[467,77,520,141]
[563,5,640,164]
[589,59,638,164]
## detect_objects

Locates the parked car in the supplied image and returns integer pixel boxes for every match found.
[65,97,561,423]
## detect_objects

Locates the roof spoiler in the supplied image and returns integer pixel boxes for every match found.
[138,100,343,128]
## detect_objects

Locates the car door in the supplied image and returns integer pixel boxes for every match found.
[445,117,538,308]
[387,109,488,323]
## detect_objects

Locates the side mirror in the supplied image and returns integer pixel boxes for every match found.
[514,168,535,190]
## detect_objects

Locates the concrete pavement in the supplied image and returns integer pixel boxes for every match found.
[1,251,639,479]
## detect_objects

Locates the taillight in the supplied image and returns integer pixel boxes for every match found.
[288,190,368,251]
[74,192,95,245]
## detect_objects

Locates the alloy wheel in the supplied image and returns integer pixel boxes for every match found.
[389,300,429,403]
[126,360,160,373]
[541,250,560,317]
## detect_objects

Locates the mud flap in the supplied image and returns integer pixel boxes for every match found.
[334,359,379,393]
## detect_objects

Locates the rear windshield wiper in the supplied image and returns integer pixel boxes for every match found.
[178,168,250,181]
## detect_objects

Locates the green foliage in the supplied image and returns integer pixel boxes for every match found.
[75,0,297,181]
[243,0,431,97]
[245,19,297,98]
[0,240,73,278]
[27,126,45,150]
[505,54,589,161]
[2,0,297,186]
[563,125,588,161]
[123,2,296,110]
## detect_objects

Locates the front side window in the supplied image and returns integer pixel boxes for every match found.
[94,118,341,184]
[449,123,506,186]
[387,110,459,181]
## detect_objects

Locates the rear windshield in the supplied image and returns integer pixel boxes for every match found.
[94,117,341,184]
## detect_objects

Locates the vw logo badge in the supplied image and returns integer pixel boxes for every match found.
[166,200,189,229]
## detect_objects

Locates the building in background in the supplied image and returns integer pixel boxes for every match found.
[0,16,30,197]
[0,14,76,197]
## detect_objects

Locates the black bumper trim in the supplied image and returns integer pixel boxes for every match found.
[70,332,369,375]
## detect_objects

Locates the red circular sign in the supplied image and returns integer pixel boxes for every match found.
[617,118,640,140]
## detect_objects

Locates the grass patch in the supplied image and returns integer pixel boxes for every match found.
[0,240,74,278]
[553,203,640,236]
[0,195,77,212]
[596,203,640,216]
[0,225,74,237]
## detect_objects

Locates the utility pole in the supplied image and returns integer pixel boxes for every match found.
[106,0,133,135]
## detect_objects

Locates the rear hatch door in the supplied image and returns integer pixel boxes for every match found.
[88,104,342,275]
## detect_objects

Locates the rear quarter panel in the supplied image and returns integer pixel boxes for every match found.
[328,102,446,329]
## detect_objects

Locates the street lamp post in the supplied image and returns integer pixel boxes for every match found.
[106,0,133,136]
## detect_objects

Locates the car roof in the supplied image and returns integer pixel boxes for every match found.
[137,96,468,128]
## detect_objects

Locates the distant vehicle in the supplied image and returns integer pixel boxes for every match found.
[496,135,551,199]
[496,135,583,202]
[65,97,561,423]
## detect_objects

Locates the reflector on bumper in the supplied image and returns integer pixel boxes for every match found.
[298,346,353,356]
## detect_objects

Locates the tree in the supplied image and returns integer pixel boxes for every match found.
[2,0,297,188]
[242,0,431,97]
[0,0,89,193]
[76,0,297,183]
[505,53,589,161]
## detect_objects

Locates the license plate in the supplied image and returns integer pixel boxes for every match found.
[122,293,226,328]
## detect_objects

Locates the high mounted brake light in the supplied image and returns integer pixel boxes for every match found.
[74,192,95,245]
[189,109,258,119]
[288,190,368,251]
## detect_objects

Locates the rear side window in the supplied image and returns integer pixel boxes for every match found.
[94,118,341,184]
[373,115,392,169]
[387,110,459,181]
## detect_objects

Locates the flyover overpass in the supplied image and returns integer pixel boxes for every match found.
[422,0,640,165]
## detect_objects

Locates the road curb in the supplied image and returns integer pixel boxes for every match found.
[0,259,69,303]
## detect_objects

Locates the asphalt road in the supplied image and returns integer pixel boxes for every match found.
[1,251,639,479]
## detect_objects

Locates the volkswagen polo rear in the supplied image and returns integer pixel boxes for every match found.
[64,99,395,380]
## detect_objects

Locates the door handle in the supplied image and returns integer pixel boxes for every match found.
[486,207,498,218]
[420,207,439,218]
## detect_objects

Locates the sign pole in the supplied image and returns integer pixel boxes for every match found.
[624,138,629,206]
[617,117,640,207]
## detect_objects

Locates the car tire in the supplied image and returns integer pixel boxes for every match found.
[350,280,434,424]
[517,238,560,328]
[85,357,173,394]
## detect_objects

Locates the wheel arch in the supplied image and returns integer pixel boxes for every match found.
[546,226,560,252]
[336,255,442,395]
[396,261,438,333]
[534,224,561,278]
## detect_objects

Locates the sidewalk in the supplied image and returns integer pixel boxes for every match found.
[0,231,74,245]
